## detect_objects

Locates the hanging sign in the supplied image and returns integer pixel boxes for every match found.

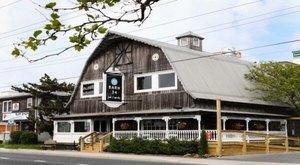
[106,73,122,102]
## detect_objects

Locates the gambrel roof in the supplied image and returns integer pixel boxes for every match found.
[67,31,285,107]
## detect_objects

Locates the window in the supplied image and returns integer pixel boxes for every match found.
[80,80,103,98]
[134,70,177,93]
[99,82,103,94]
[159,73,175,88]
[142,119,166,130]
[193,38,200,47]
[74,121,90,132]
[2,100,12,113]
[27,98,33,108]
[137,76,152,90]
[82,83,94,96]
[180,38,188,46]
[57,122,71,133]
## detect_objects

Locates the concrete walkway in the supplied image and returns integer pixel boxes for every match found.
[0,148,299,165]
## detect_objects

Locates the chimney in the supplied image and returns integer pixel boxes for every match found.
[176,31,204,51]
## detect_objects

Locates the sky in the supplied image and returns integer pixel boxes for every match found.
[0,0,300,92]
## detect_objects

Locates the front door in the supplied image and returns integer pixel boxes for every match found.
[94,120,100,132]
[101,120,107,132]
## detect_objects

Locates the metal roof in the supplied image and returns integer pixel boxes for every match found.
[67,30,286,107]
[175,31,204,40]
[0,91,31,100]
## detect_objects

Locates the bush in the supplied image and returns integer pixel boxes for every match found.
[107,137,198,155]
[20,131,37,144]
[198,129,208,156]
[10,131,22,144]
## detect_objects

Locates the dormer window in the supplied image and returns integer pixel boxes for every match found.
[193,38,200,47]
[179,38,188,46]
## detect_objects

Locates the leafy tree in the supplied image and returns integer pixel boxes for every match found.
[245,62,300,112]
[12,74,74,135]
[12,0,159,62]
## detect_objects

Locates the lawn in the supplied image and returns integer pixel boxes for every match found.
[0,143,42,150]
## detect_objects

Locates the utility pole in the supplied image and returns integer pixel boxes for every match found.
[216,98,222,157]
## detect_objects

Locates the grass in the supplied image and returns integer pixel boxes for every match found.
[0,143,42,150]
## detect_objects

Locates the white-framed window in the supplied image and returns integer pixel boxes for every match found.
[80,79,103,98]
[27,98,33,108]
[180,38,188,46]
[193,38,200,47]
[134,70,177,93]
[74,121,90,133]
[2,100,12,113]
[57,122,71,133]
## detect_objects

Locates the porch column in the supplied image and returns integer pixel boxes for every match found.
[112,118,117,137]
[221,117,228,130]
[245,118,251,131]
[194,115,201,140]
[163,117,170,139]
[284,120,288,136]
[265,119,270,134]
[134,117,142,137]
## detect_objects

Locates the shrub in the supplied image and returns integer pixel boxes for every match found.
[198,129,208,156]
[10,131,22,144]
[20,131,37,144]
[108,137,198,155]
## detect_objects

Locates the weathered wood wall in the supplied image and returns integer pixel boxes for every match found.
[70,39,195,114]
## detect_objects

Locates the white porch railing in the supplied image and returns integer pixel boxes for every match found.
[114,130,286,142]
[114,130,218,141]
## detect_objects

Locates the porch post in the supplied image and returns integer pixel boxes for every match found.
[245,118,251,131]
[134,117,142,137]
[194,115,201,140]
[112,118,116,137]
[221,117,227,130]
[163,117,170,139]
[265,119,270,134]
[284,120,288,136]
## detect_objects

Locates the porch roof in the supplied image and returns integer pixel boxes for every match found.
[53,108,290,119]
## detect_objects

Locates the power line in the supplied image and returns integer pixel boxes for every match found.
[171,38,300,63]
[127,0,261,33]
[0,0,179,40]
[0,0,21,9]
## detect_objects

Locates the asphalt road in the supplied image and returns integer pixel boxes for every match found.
[218,152,300,164]
[0,153,200,165]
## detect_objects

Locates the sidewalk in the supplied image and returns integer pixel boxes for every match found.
[0,148,297,165]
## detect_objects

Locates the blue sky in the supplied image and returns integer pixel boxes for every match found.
[0,0,300,92]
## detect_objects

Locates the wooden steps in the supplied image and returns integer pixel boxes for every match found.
[80,132,112,153]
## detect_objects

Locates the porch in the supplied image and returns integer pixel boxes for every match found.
[112,115,287,142]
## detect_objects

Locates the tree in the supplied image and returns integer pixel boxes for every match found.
[11,0,160,62]
[245,62,300,112]
[12,74,74,135]
[198,129,208,156]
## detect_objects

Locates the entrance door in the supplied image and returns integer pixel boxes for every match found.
[100,120,107,132]
[94,120,100,132]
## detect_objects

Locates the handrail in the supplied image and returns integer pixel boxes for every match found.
[81,131,96,140]
[99,132,112,140]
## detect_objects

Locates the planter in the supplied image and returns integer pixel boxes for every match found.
[120,123,130,130]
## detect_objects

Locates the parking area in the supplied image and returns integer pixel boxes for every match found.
[217,152,300,164]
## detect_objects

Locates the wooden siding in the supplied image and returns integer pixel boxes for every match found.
[71,40,194,114]
[0,96,33,122]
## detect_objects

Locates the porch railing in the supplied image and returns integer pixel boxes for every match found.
[114,130,286,142]
[114,130,218,141]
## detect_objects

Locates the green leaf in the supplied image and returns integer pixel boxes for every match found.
[97,26,107,33]
[33,30,42,38]
[69,36,80,43]
[87,14,94,20]
[45,2,56,9]
[51,13,59,20]
[50,36,57,40]
[74,45,83,51]
[11,48,20,56]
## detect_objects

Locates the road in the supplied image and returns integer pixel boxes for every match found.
[0,152,200,165]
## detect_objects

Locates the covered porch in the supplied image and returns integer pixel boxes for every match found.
[112,115,287,142]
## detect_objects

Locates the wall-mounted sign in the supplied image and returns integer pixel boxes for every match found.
[12,103,19,111]
[2,112,29,121]
[106,73,122,102]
